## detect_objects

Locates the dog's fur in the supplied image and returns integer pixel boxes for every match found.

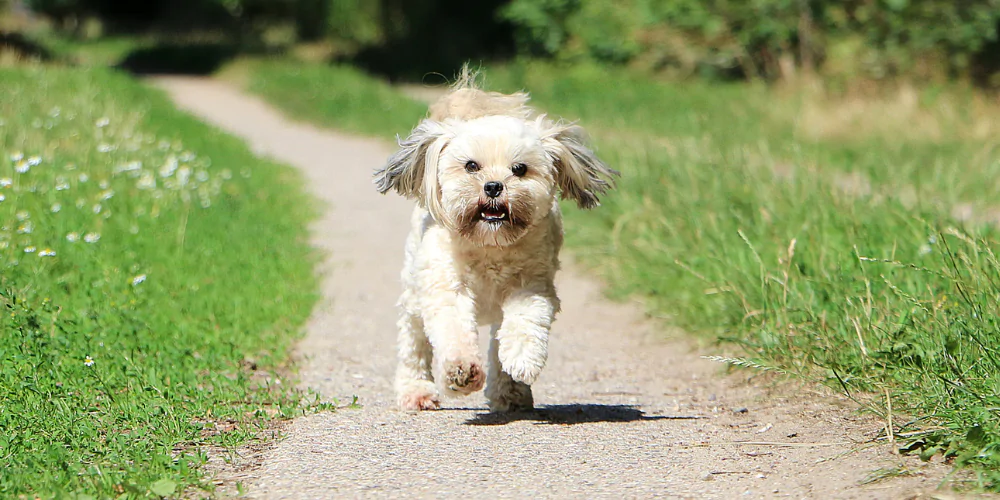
[374,71,618,412]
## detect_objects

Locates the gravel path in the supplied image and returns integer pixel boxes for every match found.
[153,77,953,499]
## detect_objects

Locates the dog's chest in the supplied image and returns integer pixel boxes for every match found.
[461,255,525,323]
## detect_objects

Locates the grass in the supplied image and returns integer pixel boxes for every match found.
[0,66,322,497]
[230,58,1000,489]
[223,58,427,138]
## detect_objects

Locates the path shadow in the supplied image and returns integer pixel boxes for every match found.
[464,404,705,426]
[116,41,263,75]
[0,32,54,62]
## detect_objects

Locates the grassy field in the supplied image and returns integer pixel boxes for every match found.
[231,59,1000,488]
[0,66,321,497]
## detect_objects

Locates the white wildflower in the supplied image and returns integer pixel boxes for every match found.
[50,107,61,117]
[83,232,100,243]
[66,232,80,242]
[39,248,55,257]
[195,170,209,183]
[0,178,11,187]
[50,203,61,213]
[159,156,178,178]
[84,355,95,367]
[220,169,232,180]
[0,241,7,249]
[0,194,5,202]
[15,161,29,173]
[100,190,114,201]
[24,246,36,253]
[27,156,41,166]
[97,144,115,153]
[179,151,196,162]
[78,173,89,183]
[131,274,146,286]
[92,204,102,214]
[136,172,156,190]
[9,152,23,162]
[177,166,191,186]
[16,222,32,234]
[95,117,110,128]
[55,178,70,191]
[15,211,29,221]
[99,180,109,189]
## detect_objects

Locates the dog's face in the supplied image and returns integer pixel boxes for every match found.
[376,114,616,247]
[436,116,557,246]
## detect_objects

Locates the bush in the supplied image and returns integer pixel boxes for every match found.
[500,0,1000,83]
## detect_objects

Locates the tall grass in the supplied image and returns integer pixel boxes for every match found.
[0,67,321,497]
[235,58,1000,487]
[485,62,1000,485]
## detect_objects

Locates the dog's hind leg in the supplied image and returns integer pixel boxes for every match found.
[395,309,440,411]
[486,325,534,412]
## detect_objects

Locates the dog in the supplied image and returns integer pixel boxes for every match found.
[373,71,618,412]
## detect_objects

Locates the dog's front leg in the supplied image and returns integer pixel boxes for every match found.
[496,289,557,386]
[421,287,485,397]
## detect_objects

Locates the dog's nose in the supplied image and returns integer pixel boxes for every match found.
[484,181,504,198]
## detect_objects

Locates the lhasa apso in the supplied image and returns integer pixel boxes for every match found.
[374,71,617,412]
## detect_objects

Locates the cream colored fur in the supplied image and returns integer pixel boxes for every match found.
[374,72,617,412]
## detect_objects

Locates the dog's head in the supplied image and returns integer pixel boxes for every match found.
[375,112,616,247]
[375,75,617,248]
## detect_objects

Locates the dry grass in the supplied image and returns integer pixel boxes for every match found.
[790,84,1000,143]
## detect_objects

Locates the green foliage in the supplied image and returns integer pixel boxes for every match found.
[0,67,322,496]
[326,0,383,47]
[500,0,1000,81]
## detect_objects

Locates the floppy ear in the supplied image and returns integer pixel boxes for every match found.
[374,119,450,200]
[541,123,619,209]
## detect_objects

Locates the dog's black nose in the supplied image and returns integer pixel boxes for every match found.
[484,181,504,198]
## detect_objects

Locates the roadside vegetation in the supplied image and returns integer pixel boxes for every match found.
[223,58,1000,488]
[7,0,1000,491]
[0,66,321,497]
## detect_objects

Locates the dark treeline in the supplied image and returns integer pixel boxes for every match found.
[18,0,1000,85]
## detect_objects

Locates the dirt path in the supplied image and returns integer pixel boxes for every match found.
[153,77,953,499]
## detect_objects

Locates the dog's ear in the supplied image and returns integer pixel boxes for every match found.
[541,123,619,209]
[374,119,451,200]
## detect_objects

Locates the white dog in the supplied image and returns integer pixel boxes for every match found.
[374,73,617,412]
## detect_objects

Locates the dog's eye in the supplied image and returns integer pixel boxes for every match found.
[511,163,528,177]
[465,161,480,173]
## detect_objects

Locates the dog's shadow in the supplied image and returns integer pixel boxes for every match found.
[463,404,702,426]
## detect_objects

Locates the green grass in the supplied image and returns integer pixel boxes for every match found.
[485,62,1000,486]
[229,58,428,139]
[231,58,1000,489]
[0,66,322,497]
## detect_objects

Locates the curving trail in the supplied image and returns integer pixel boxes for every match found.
[154,77,951,499]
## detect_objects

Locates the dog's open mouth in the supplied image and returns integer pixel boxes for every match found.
[478,203,509,223]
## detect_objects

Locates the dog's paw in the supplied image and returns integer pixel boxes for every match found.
[487,381,533,413]
[397,380,440,411]
[498,348,545,385]
[399,392,440,411]
[441,359,485,395]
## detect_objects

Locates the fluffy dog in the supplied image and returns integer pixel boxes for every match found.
[374,72,617,412]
